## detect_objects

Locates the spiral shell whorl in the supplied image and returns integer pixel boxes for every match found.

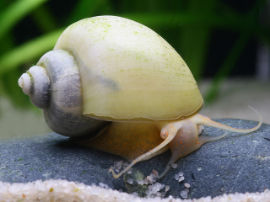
[18,65,50,108]
[19,49,108,137]
[18,73,31,95]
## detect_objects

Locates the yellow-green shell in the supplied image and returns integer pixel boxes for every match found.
[54,15,203,121]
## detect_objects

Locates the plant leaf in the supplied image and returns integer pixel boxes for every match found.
[1,69,30,108]
[179,0,217,80]
[205,0,266,102]
[31,5,57,32]
[205,31,251,103]
[121,12,247,30]
[0,29,62,76]
[0,0,47,39]
[67,0,112,23]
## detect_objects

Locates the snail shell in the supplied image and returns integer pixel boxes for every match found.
[18,15,203,136]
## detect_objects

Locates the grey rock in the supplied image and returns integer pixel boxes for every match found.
[0,119,269,199]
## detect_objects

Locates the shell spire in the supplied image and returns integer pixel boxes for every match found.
[18,73,31,96]
[18,65,50,108]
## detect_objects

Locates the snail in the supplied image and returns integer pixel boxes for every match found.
[18,15,262,179]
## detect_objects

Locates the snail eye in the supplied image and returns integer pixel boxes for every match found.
[160,130,169,139]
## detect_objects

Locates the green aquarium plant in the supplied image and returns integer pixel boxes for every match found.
[0,0,269,109]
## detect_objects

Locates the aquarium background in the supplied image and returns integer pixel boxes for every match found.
[0,0,269,139]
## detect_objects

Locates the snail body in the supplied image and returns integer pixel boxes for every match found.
[18,16,262,179]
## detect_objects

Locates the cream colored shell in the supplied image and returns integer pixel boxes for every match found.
[54,15,203,121]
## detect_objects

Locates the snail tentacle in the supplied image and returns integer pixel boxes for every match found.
[159,108,262,179]
[191,106,262,134]
[109,123,182,179]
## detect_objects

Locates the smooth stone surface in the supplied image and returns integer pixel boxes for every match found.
[0,119,269,199]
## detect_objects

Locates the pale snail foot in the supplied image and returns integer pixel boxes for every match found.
[110,108,262,179]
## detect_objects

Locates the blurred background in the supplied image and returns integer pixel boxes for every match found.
[0,0,269,140]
